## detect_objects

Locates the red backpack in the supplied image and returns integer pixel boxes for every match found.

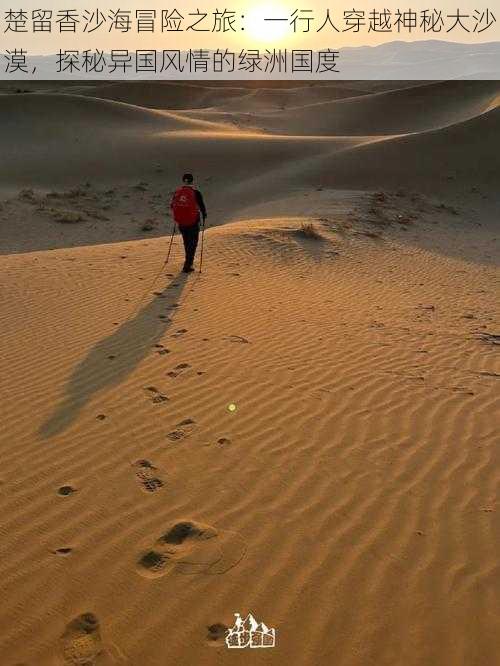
[171,186,199,226]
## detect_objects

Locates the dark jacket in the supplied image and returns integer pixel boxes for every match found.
[194,189,207,220]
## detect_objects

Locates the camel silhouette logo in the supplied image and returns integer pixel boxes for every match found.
[225,612,276,649]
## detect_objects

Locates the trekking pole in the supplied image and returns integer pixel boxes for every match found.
[199,218,206,273]
[124,224,175,324]
[165,221,176,266]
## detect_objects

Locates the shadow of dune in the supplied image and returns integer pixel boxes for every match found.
[39,272,190,438]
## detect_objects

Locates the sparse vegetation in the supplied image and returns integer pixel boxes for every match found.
[18,188,36,201]
[85,210,110,221]
[437,203,459,215]
[373,191,387,204]
[361,230,381,239]
[299,222,322,239]
[50,209,85,224]
[395,214,416,225]
[68,187,86,199]
[141,219,157,232]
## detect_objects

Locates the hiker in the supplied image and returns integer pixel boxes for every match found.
[170,173,207,273]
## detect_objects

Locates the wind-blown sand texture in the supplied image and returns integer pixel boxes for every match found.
[0,80,499,665]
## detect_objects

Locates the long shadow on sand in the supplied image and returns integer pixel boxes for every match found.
[39,272,190,438]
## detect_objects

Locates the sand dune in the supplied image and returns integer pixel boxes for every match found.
[0,91,371,195]
[258,79,500,135]
[304,104,500,192]
[65,81,252,110]
[0,92,239,140]
[1,200,499,665]
[181,80,500,136]
[205,83,372,112]
[1,81,498,199]
[64,81,369,111]
[0,81,499,665]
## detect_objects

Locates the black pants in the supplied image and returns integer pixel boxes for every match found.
[179,222,199,269]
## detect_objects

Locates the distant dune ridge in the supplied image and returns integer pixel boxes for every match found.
[0,78,499,198]
[0,78,499,666]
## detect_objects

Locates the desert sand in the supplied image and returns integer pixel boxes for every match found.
[0,80,499,666]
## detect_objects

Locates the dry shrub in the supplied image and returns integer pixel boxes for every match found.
[67,187,86,198]
[51,209,85,224]
[142,219,156,232]
[18,188,36,201]
[299,222,322,239]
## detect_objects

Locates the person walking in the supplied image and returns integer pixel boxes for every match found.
[170,173,207,273]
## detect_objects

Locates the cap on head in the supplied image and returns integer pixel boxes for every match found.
[182,173,194,184]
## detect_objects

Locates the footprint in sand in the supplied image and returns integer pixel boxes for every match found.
[478,332,500,346]
[171,328,188,338]
[166,430,184,441]
[137,520,246,578]
[225,335,250,344]
[151,395,168,404]
[144,386,169,404]
[207,623,229,647]
[61,613,103,665]
[58,485,76,496]
[133,460,164,493]
[154,344,170,356]
[53,547,73,556]
[166,418,196,442]
[167,363,191,378]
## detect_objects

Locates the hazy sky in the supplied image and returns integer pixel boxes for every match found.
[3,1,498,54]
